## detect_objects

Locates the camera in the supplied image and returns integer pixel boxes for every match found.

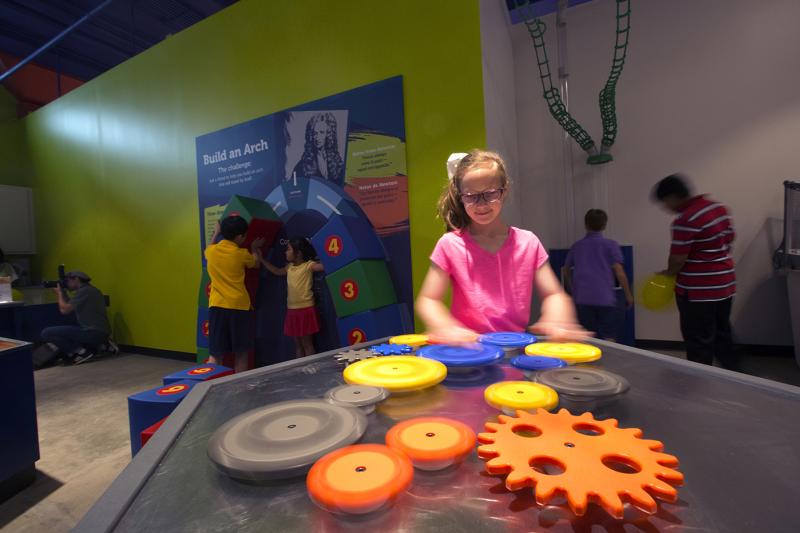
[42,264,67,289]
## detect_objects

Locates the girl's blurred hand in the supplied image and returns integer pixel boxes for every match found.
[427,326,480,345]
[529,320,591,343]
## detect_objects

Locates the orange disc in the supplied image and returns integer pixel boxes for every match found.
[385,417,477,471]
[307,444,413,515]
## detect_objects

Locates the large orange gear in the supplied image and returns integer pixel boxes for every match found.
[477,408,684,519]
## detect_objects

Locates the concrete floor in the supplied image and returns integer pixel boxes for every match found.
[0,354,188,533]
[0,347,798,532]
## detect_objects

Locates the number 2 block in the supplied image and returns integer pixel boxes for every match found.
[335,303,413,345]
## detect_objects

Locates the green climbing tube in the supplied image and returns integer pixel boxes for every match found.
[518,0,631,165]
[524,16,596,154]
[598,0,631,152]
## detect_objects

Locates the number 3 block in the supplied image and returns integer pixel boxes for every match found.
[336,304,413,345]
[311,215,386,273]
[325,260,396,317]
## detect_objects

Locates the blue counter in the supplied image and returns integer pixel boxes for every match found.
[0,300,77,342]
[0,337,39,502]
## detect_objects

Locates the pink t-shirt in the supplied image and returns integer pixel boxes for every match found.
[430,227,548,333]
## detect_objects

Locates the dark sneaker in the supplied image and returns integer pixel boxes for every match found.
[73,351,95,365]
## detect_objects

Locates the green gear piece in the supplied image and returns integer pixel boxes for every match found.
[517,0,631,164]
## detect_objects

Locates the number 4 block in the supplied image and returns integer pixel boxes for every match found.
[325,259,397,317]
[311,215,386,273]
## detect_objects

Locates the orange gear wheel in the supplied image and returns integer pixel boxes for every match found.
[385,417,476,471]
[477,408,684,519]
[307,444,413,515]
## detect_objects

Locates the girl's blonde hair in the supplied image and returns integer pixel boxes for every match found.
[437,149,509,230]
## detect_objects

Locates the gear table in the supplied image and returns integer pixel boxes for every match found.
[76,339,800,532]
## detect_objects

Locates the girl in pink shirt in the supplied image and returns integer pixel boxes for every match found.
[416,150,586,344]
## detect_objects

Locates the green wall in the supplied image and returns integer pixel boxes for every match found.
[0,87,30,188]
[19,0,486,352]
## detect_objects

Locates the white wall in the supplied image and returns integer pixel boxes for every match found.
[480,0,522,227]
[505,0,796,343]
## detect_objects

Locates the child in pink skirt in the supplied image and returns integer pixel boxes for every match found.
[262,237,324,357]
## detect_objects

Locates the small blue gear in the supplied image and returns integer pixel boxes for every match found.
[370,343,413,355]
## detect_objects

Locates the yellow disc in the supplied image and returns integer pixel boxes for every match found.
[524,342,602,364]
[484,381,558,412]
[389,334,428,348]
[377,387,447,420]
[344,356,446,393]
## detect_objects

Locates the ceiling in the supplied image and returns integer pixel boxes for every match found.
[0,0,238,83]
[0,0,590,114]
[0,0,597,86]
[506,0,594,24]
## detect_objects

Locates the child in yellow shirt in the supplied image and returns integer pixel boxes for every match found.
[205,216,263,372]
[262,237,324,358]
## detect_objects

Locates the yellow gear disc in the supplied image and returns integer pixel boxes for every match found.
[389,334,428,347]
[524,342,601,364]
[484,381,559,414]
[343,356,446,393]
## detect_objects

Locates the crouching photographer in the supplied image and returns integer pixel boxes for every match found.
[40,270,111,365]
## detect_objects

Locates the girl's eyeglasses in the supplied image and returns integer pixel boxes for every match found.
[460,188,505,206]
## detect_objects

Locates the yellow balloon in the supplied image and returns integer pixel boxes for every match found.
[640,274,676,310]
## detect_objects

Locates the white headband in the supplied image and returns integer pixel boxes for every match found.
[446,152,468,180]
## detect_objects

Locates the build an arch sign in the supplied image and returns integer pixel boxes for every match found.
[195,77,413,361]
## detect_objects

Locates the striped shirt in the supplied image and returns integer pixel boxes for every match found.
[670,195,736,302]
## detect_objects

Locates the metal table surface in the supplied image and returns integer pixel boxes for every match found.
[77,339,800,532]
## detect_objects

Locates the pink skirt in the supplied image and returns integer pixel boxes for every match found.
[284,306,320,337]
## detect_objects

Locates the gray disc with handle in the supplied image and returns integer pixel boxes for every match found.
[533,367,629,398]
[207,399,367,481]
[325,384,389,413]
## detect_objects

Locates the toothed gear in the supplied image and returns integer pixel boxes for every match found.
[334,349,378,365]
[370,343,413,355]
[477,408,683,519]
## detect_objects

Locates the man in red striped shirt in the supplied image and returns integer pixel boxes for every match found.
[653,175,740,370]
